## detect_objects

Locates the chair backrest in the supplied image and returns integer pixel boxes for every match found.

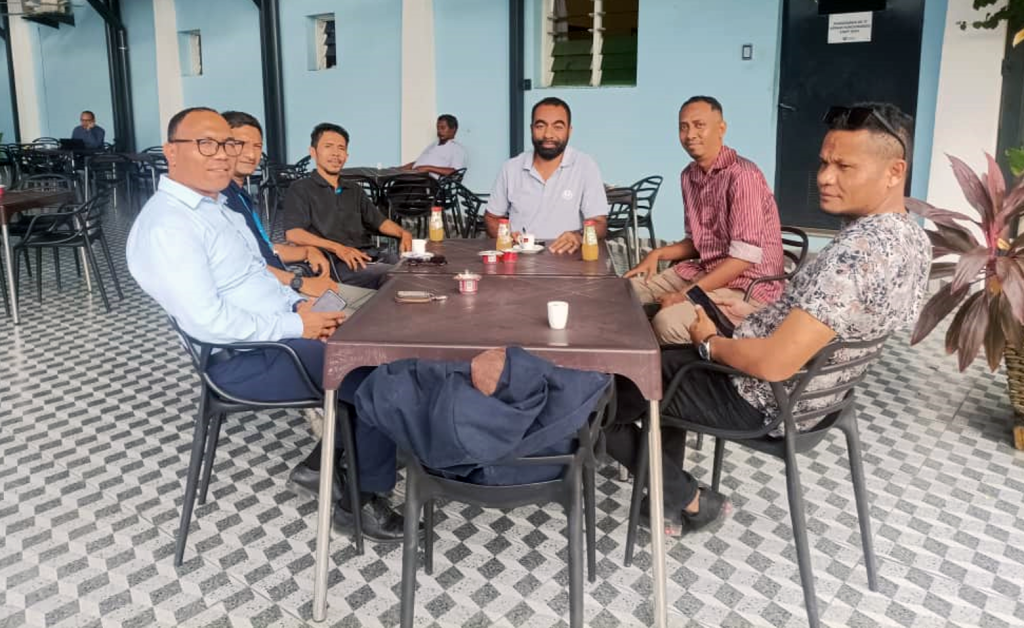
[383,174,439,218]
[452,182,488,238]
[779,225,810,276]
[166,317,323,407]
[629,175,663,216]
[32,137,60,149]
[14,173,80,203]
[143,145,165,155]
[293,155,312,173]
[767,335,888,437]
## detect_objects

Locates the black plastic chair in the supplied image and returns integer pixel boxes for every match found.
[0,254,10,317]
[382,174,439,238]
[12,192,123,310]
[259,161,309,235]
[607,176,663,257]
[446,182,488,239]
[86,153,134,211]
[623,338,886,628]
[167,317,366,565]
[399,381,616,628]
[743,226,810,302]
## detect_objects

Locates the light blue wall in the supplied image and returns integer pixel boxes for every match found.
[0,42,14,143]
[911,0,948,200]
[521,0,785,240]
[280,0,402,165]
[123,0,161,148]
[174,0,264,125]
[434,0,509,193]
[34,3,112,141]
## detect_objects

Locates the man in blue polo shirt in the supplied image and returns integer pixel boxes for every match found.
[220,111,335,298]
[484,97,609,255]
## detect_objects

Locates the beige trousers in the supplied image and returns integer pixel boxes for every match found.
[630,268,746,345]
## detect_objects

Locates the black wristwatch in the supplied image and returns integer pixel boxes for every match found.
[289,273,304,292]
[697,333,718,361]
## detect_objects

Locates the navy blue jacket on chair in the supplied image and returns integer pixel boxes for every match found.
[353,347,611,486]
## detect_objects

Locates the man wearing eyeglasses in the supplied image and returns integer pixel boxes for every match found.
[606,102,930,537]
[625,96,785,345]
[126,107,411,543]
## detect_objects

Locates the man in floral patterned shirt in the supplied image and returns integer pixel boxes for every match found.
[607,102,931,536]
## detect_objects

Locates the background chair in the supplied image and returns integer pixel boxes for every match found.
[446,182,488,238]
[623,337,886,628]
[166,318,366,565]
[606,175,664,263]
[381,174,439,239]
[12,192,122,311]
[86,153,134,212]
[743,225,811,302]
[398,382,615,628]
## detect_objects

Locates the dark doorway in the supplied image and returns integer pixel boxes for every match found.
[775,0,925,231]
[996,28,1024,185]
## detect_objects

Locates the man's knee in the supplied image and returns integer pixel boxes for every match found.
[652,303,697,344]
[629,276,657,304]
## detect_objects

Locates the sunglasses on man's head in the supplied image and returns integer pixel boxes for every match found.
[822,106,907,159]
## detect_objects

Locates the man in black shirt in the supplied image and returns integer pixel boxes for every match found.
[283,123,412,288]
[221,111,335,297]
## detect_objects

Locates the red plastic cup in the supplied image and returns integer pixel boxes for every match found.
[455,272,481,294]
[479,250,502,264]
[502,250,518,263]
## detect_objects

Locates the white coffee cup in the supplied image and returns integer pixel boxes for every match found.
[522,233,536,248]
[547,301,569,330]
[411,239,427,254]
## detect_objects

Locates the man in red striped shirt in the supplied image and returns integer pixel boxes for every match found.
[625,96,785,344]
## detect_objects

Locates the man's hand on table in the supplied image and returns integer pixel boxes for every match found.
[297,299,345,341]
[333,244,370,270]
[549,231,582,255]
[399,231,413,253]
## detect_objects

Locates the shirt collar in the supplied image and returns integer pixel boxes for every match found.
[521,145,577,171]
[158,174,227,210]
[311,170,343,193]
[686,145,737,180]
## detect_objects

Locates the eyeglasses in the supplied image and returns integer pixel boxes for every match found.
[169,138,244,157]
[822,106,907,159]
[406,255,448,267]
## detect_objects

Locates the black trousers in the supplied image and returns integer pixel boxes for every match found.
[330,249,400,289]
[207,338,396,493]
[604,346,764,513]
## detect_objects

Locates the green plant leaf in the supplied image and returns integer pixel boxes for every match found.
[958,289,990,371]
[1007,147,1024,177]
[985,293,1007,371]
[948,154,995,227]
[951,247,990,292]
[911,282,970,345]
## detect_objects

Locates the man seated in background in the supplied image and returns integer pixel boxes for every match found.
[72,110,105,149]
[221,110,335,298]
[607,102,930,536]
[484,97,609,255]
[283,123,413,289]
[126,107,407,542]
[625,96,784,345]
[402,114,466,178]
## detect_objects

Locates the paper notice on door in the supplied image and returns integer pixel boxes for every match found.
[827,12,872,44]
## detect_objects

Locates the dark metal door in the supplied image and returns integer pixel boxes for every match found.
[775,0,925,231]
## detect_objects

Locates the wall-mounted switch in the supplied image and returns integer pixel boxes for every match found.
[742,44,753,61]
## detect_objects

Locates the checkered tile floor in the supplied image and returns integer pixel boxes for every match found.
[2,206,1024,628]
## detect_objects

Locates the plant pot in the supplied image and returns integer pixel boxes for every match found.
[1002,347,1024,450]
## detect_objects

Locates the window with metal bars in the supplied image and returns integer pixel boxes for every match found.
[542,0,638,87]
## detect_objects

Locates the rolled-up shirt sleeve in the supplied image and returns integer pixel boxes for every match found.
[725,169,769,264]
[485,164,511,217]
[128,220,304,344]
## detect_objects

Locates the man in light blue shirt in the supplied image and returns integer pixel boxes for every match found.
[484,97,609,254]
[126,107,408,543]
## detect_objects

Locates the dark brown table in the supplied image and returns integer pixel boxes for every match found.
[389,238,614,278]
[311,274,672,628]
[1,189,76,323]
[339,166,425,186]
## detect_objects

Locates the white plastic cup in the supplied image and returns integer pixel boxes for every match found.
[547,301,569,330]
[411,239,427,254]
[522,233,536,248]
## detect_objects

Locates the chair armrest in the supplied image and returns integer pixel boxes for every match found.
[205,338,323,397]
[742,274,789,303]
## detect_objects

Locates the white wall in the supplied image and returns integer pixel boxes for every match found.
[927,4,1006,212]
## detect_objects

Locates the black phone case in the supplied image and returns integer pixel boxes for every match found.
[685,287,736,338]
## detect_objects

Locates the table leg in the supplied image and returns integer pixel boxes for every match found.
[647,400,667,628]
[79,248,93,293]
[313,389,337,622]
[630,192,641,268]
[2,224,19,324]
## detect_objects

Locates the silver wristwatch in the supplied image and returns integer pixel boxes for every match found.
[697,334,717,361]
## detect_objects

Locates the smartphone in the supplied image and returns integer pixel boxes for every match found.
[310,288,348,313]
[685,286,735,338]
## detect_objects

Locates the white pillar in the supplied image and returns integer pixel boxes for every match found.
[7,0,43,141]
[401,0,437,163]
[152,0,184,142]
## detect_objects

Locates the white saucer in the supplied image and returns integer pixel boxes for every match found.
[512,244,545,255]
